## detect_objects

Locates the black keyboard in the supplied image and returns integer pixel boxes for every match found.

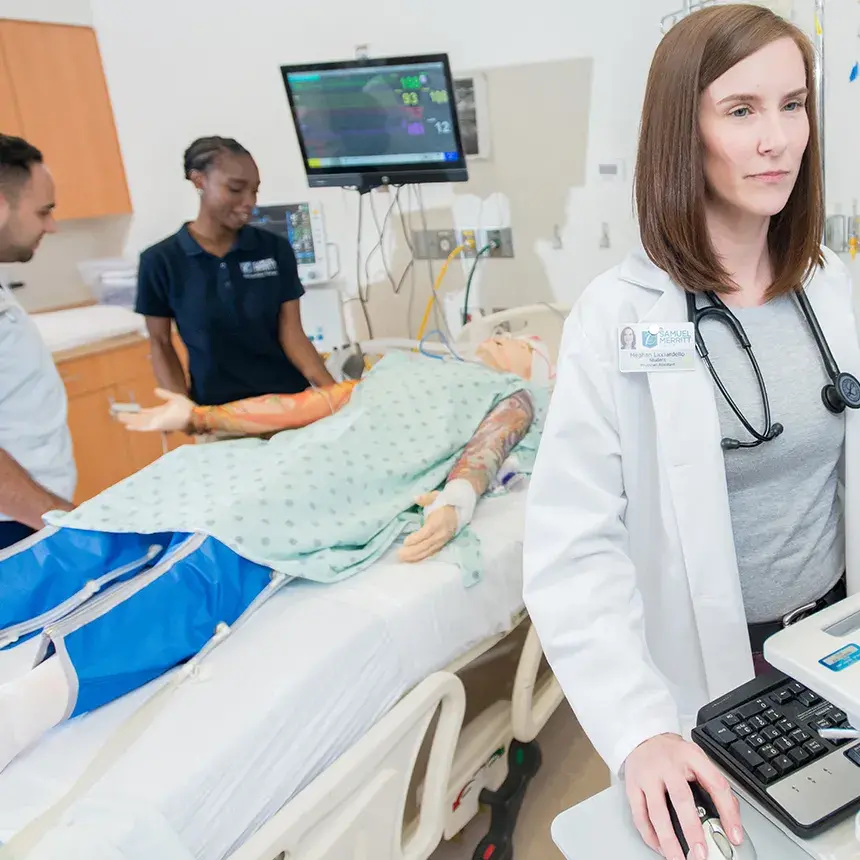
[692,669,860,837]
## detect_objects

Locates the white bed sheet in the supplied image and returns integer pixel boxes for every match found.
[0,487,528,860]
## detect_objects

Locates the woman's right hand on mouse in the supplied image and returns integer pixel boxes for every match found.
[624,733,743,860]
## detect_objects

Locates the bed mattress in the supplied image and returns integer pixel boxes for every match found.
[0,488,528,860]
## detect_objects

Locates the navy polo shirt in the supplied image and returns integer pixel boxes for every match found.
[135,225,309,406]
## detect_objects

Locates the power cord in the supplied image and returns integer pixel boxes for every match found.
[346,190,374,339]
[462,241,497,326]
[393,187,416,296]
[415,185,451,339]
[419,328,463,361]
[364,189,400,298]
[416,242,472,341]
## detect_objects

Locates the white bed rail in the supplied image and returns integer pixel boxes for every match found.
[511,624,564,743]
[230,672,466,860]
[458,303,569,359]
[357,304,570,365]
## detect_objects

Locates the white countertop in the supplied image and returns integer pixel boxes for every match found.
[31,305,146,354]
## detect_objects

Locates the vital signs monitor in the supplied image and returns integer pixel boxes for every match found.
[280,53,468,192]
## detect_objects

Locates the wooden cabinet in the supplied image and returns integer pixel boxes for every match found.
[66,387,131,503]
[0,20,131,221]
[0,38,21,137]
[56,337,190,504]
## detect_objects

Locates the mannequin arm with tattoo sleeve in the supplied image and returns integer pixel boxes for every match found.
[119,383,359,436]
[399,389,534,563]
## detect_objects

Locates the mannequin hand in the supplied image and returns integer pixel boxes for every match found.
[399,492,459,563]
[117,389,194,433]
[624,733,743,860]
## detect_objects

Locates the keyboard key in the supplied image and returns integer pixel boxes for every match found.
[798,691,820,708]
[763,709,781,724]
[790,729,811,744]
[749,715,769,731]
[773,755,795,775]
[736,724,753,738]
[748,734,765,749]
[760,744,780,760]
[723,713,741,728]
[804,739,827,757]
[788,682,806,695]
[730,741,765,770]
[738,699,769,720]
[789,748,810,766]
[776,719,797,734]
[706,723,739,747]
[756,763,780,784]
[774,737,795,753]
[831,710,847,724]
[813,717,835,733]
[845,746,860,767]
[771,689,794,706]
[761,727,782,742]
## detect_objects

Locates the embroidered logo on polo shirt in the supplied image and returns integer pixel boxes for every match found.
[240,258,279,279]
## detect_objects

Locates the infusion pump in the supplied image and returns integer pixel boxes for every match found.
[250,202,334,285]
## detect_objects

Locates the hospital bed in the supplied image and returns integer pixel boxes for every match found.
[0,304,569,860]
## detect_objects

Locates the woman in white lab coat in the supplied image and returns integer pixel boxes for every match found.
[523,5,860,860]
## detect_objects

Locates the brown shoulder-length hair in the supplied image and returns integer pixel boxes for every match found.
[634,4,823,297]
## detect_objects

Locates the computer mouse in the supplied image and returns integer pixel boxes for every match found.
[666,782,757,859]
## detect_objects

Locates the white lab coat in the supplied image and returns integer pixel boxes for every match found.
[522,244,860,777]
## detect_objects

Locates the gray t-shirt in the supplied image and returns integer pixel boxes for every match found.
[699,293,844,624]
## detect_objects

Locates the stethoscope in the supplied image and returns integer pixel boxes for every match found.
[686,289,860,450]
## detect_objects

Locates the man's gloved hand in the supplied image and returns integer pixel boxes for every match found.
[118,389,194,433]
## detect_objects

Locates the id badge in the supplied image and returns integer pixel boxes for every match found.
[618,323,695,373]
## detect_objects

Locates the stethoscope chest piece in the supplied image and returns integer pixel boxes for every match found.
[823,371,860,413]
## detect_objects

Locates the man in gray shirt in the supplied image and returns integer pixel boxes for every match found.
[0,136,75,547]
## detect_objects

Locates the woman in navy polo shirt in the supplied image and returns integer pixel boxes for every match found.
[136,137,335,407]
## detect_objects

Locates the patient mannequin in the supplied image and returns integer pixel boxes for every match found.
[0,342,545,774]
[120,336,548,561]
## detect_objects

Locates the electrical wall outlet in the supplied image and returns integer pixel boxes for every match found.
[482,228,515,258]
[411,229,459,259]
[411,227,514,259]
[459,229,478,257]
[436,229,457,258]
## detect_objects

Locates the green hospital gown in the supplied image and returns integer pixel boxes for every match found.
[48,353,547,587]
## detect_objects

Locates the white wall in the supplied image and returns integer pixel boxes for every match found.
[88,0,666,314]
[89,0,860,319]
[0,0,91,25]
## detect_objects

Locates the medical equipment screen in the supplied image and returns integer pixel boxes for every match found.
[281,54,468,190]
[252,204,317,265]
[250,203,331,284]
